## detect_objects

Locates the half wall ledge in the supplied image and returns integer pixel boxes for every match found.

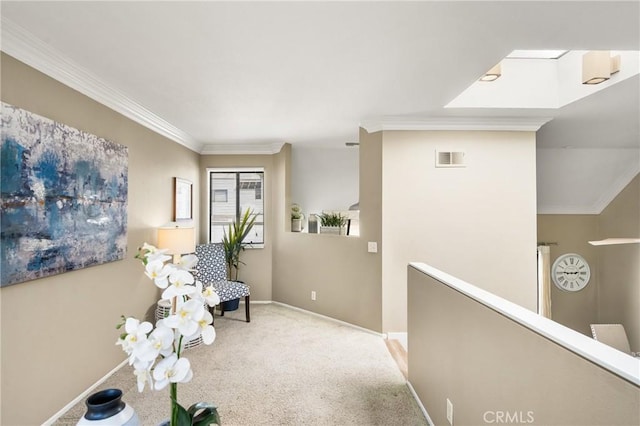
[408,262,639,386]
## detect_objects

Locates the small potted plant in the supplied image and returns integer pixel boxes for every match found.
[291,204,304,232]
[318,212,347,235]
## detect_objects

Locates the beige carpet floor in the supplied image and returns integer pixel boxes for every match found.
[55,303,427,426]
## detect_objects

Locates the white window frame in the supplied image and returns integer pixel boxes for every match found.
[207,167,265,248]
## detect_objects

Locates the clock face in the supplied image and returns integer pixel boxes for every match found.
[552,253,591,292]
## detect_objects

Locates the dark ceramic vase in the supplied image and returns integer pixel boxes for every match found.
[77,388,139,425]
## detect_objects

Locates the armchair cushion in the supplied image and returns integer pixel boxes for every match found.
[208,280,250,302]
[194,243,251,303]
[194,243,228,283]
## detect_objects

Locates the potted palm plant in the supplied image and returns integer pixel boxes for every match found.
[221,208,257,310]
[291,203,304,232]
[319,212,347,235]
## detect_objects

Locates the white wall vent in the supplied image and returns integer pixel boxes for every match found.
[436,150,466,167]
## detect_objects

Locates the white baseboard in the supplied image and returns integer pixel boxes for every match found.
[386,332,408,352]
[42,359,128,425]
[407,380,434,426]
[272,301,385,338]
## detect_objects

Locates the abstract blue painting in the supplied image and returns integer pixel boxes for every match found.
[1,102,128,286]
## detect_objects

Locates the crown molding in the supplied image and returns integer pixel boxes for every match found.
[1,18,202,153]
[361,116,553,133]
[536,206,603,215]
[200,142,285,155]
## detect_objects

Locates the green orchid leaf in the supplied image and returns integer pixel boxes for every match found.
[189,402,221,426]
[174,402,192,426]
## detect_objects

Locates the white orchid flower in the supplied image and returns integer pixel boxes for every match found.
[161,269,197,300]
[118,241,217,395]
[135,322,175,362]
[139,243,171,263]
[163,298,205,337]
[133,360,153,392]
[202,285,221,307]
[120,318,153,364]
[125,317,152,336]
[150,321,175,357]
[197,310,216,345]
[141,243,167,256]
[190,281,220,307]
[189,281,205,305]
[174,254,198,271]
[152,354,193,390]
[145,261,173,289]
[147,251,172,264]
[141,242,157,252]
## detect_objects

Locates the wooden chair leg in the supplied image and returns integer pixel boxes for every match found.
[245,295,250,322]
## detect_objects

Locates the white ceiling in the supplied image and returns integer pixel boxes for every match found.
[1,1,639,214]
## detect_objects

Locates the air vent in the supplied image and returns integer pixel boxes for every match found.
[436,150,466,168]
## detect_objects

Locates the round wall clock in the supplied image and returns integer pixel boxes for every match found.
[552,253,591,292]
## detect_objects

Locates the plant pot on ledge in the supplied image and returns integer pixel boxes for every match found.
[291,204,304,232]
[320,226,342,235]
[319,212,347,236]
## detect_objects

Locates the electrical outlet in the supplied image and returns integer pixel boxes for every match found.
[367,242,378,253]
[446,398,453,425]
[311,291,316,301]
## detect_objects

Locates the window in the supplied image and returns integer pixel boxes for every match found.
[208,169,264,245]
[213,189,228,203]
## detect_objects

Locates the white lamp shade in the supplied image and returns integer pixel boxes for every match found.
[157,227,195,254]
[582,51,611,84]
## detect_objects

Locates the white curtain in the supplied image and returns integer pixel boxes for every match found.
[537,245,552,319]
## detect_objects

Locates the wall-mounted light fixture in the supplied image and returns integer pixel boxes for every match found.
[582,51,621,85]
[479,62,502,82]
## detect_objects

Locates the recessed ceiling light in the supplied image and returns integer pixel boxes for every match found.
[479,74,500,82]
[479,63,502,82]
[507,50,568,60]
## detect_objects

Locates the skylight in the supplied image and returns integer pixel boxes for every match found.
[446,50,640,110]
[506,50,568,60]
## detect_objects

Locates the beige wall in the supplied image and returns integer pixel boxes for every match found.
[536,174,639,351]
[537,215,599,336]
[0,54,201,425]
[199,154,274,301]
[597,174,640,351]
[271,132,383,332]
[382,131,538,333]
[408,265,640,426]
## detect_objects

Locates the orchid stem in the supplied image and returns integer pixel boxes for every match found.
[170,382,177,426]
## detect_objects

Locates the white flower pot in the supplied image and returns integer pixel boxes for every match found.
[291,218,303,232]
[320,226,342,235]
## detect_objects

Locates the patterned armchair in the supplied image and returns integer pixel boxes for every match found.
[194,243,250,323]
